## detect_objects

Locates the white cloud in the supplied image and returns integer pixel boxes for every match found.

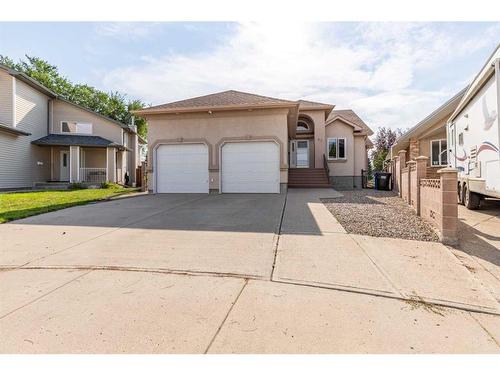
[95,22,162,40]
[99,22,500,133]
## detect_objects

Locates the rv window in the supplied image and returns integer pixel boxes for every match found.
[458,133,464,146]
[440,140,447,165]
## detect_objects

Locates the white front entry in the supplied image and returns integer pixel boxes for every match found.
[156,144,209,193]
[60,150,70,181]
[289,140,309,168]
[221,141,280,193]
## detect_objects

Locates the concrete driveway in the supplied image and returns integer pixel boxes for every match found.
[449,199,500,301]
[1,190,499,353]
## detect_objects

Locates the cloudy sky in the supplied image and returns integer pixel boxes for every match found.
[1,22,499,132]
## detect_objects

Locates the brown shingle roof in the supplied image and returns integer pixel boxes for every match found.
[136,90,298,114]
[327,109,374,135]
[298,99,334,108]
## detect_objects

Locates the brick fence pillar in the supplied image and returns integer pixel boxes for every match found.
[406,160,415,206]
[415,156,428,215]
[397,150,407,198]
[409,138,420,160]
[438,168,459,245]
[393,156,399,192]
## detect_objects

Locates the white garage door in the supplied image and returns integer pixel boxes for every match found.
[221,142,280,193]
[156,144,209,193]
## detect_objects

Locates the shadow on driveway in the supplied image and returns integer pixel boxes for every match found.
[5,193,294,234]
[454,199,500,268]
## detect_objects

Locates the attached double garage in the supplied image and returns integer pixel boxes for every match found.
[154,141,281,193]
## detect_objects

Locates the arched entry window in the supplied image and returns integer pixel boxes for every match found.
[297,121,310,131]
[296,116,314,133]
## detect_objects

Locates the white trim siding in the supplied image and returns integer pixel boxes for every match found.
[68,150,72,183]
[12,76,16,127]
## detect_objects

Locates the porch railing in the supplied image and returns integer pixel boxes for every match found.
[323,154,330,176]
[80,168,107,183]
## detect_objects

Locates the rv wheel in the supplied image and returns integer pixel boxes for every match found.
[457,183,464,205]
[464,185,480,210]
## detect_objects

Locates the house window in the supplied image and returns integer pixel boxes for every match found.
[327,138,346,160]
[61,121,92,134]
[297,121,309,132]
[431,139,447,166]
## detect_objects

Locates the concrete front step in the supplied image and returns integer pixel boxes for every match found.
[289,171,328,176]
[288,168,330,188]
[33,183,71,190]
[288,183,331,188]
[289,180,330,184]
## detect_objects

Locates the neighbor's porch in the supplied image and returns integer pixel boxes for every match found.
[48,146,126,184]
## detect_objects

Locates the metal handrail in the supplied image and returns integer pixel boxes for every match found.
[323,154,330,176]
[80,167,107,183]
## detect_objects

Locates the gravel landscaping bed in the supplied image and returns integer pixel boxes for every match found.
[321,190,439,242]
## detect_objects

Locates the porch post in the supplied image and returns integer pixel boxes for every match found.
[131,133,139,186]
[50,146,54,181]
[69,145,80,183]
[106,147,116,183]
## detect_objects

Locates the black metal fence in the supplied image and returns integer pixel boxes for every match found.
[361,169,373,189]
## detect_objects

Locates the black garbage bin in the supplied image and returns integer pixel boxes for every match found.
[375,172,392,191]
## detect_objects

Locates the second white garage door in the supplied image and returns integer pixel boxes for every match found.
[156,144,209,193]
[221,141,280,193]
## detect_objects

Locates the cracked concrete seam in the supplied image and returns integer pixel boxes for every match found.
[9,265,265,281]
[0,270,93,321]
[269,189,288,281]
[204,278,248,354]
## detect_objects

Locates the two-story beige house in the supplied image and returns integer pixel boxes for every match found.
[133,90,373,193]
[0,64,144,190]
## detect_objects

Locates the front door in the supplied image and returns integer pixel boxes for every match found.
[296,140,309,168]
[289,140,309,168]
[60,150,70,181]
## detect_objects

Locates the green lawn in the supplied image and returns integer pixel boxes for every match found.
[0,185,137,223]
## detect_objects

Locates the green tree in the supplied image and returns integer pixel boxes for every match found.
[372,149,389,172]
[370,127,404,171]
[0,55,148,138]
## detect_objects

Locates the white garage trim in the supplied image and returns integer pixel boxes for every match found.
[154,142,209,193]
[219,140,280,193]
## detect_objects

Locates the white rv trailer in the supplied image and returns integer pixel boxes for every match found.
[447,44,500,209]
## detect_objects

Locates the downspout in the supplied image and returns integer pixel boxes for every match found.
[47,99,51,134]
[353,135,356,188]
[48,99,53,181]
